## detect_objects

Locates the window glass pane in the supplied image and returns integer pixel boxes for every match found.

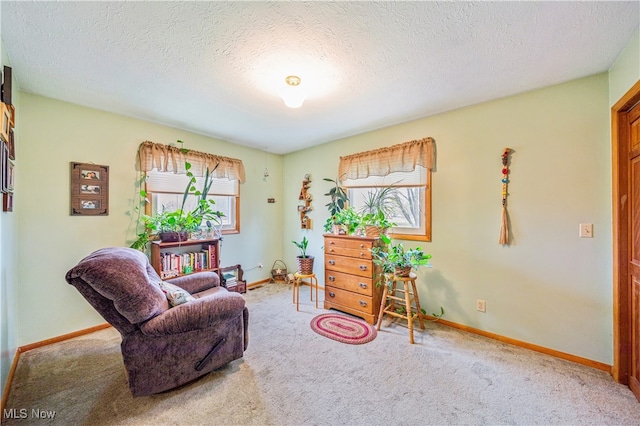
[146,170,238,195]
[348,186,425,233]
[145,168,239,234]
[152,193,236,231]
[345,165,430,240]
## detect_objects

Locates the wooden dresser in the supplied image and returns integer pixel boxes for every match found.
[323,234,383,324]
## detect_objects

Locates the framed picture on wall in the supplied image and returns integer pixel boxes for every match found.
[0,140,7,193]
[0,103,10,144]
[6,159,14,192]
[3,192,12,212]
[70,162,109,216]
[7,127,14,160]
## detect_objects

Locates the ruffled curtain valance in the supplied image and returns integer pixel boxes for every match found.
[338,137,435,181]
[137,141,246,183]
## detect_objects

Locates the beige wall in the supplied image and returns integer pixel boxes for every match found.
[285,73,613,363]
[14,93,284,345]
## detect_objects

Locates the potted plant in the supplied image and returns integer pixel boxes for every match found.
[322,176,349,233]
[292,236,314,274]
[361,210,396,238]
[358,186,398,237]
[329,206,362,235]
[371,234,431,280]
[131,160,224,250]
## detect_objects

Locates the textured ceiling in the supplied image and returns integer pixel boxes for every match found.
[2,1,639,154]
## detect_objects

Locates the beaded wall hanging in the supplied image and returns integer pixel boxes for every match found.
[499,148,512,245]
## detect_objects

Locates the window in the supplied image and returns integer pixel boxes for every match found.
[339,138,434,241]
[137,141,246,235]
[345,166,430,240]
[145,170,239,234]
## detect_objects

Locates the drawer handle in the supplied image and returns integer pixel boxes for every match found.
[329,248,334,253]
[328,275,335,282]
[359,265,367,271]
[329,292,336,298]
[360,252,365,257]
[329,241,335,245]
[359,282,368,289]
[329,260,336,265]
[360,243,364,248]
[359,300,367,307]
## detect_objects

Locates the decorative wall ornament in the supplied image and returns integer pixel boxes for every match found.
[499,148,512,245]
[298,174,312,229]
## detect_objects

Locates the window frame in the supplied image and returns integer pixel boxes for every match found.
[143,172,240,235]
[344,168,432,242]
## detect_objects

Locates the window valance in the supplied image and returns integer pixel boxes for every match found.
[137,141,246,183]
[338,137,435,181]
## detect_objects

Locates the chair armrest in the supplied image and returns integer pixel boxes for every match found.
[165,271,219,294]
[139,291,244,336]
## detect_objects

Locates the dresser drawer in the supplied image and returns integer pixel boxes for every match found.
[325,286,374,315]
[325,244,372,260]
[325,237,374,251]
[325,270,374,296]
[325,254,373,278]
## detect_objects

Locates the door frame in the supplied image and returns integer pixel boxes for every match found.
[612,79,640,383]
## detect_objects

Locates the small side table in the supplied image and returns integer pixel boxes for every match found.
[376,272,425,344]
[292,272,319,311]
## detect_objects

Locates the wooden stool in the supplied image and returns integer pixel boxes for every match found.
[292,272,319,311]
[376,272,425,344]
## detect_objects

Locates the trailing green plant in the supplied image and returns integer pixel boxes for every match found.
[371,234,444,320]
[361,209,396,230]
[292,236,310,258]
[397,306,444,321]
[130,141,224,250]
[331,206,362,235]
[371,234,431,275]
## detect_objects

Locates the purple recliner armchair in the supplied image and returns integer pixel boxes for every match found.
[65,247,249,397]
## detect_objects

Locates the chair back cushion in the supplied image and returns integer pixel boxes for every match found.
[66,247,169,324]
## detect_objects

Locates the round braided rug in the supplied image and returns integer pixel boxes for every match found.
[310,313,377,345]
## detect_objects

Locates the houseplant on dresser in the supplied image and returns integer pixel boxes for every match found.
[292,236,314,274]
[322,175,350,233]
[358,186,398,237]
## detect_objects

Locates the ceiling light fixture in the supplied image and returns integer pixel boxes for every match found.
[280,75,306,108]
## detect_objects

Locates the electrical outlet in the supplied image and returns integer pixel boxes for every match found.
[258,263,263,269]
[476,299,486,313]
[580,223,593,238]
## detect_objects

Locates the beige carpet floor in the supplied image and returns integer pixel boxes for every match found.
[3,282,640,425]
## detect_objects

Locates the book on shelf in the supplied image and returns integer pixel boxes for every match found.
[158,249,213,277]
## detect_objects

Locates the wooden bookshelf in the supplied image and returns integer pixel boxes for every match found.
[150,238,220,279]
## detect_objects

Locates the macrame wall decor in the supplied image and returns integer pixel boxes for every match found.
[499,148,512,245]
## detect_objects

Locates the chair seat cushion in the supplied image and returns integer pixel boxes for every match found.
[193,286,225,299]
[139,290,245,335]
